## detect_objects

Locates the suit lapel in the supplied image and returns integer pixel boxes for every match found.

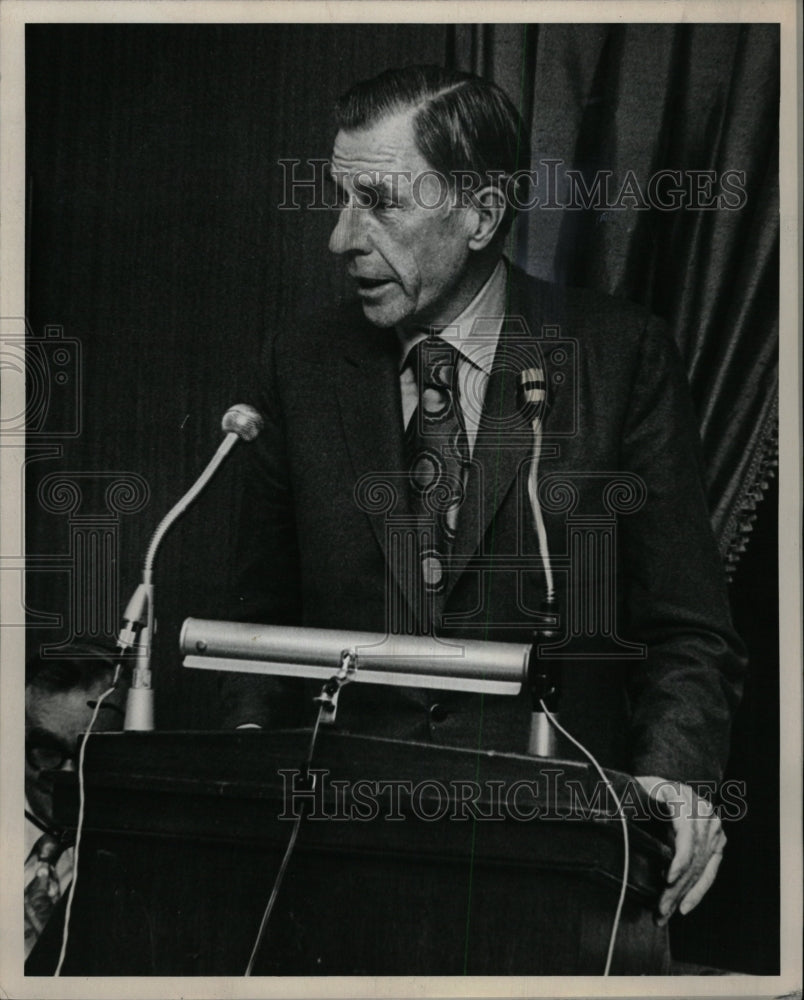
[336,319,428,629]
[444,270,550,608]
[444,320,535,604]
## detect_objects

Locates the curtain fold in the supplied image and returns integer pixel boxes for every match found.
[448,23,779,570]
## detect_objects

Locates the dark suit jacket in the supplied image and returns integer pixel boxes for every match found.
[223,265,745,785]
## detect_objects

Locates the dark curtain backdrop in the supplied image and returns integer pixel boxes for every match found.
[452,23,779,570]
[24,24,779,973]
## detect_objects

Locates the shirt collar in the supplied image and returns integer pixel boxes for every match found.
[397,258,508,375]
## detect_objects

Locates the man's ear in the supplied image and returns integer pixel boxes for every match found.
[466,185,507,250]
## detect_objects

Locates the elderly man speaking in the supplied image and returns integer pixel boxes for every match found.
[223,65,746,937]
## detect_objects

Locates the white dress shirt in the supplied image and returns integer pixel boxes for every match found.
[397,258,508,456]
[25,800,73,958]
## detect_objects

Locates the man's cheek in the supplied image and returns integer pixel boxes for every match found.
[374,234,417,285]
[26,774,54,818]
[393,255,421,300]
[35,771,55,797]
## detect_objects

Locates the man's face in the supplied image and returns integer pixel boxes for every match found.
[25,679,122,827]
[328,108,477,330]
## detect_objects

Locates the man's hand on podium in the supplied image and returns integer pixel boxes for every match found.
[635,776,727,927]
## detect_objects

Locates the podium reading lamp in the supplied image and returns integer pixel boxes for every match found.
[181,619,560,754]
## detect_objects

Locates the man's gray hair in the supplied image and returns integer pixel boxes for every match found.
[335,64,531,235]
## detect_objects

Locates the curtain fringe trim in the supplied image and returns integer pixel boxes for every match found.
[724,406,778,578]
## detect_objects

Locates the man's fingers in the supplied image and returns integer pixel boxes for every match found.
[667,834,709,905]
[708,824,727,858]
[666,809,695,885]
[657,821,726,924]
[636,778,727,926]
[676,824,727,915]
[678,847,725,915]
[656,884,683,925]
[657,848,704,922]
[657,860,703,924]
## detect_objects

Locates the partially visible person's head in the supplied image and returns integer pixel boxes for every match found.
[25,647,122,827]
[328,65,530,330]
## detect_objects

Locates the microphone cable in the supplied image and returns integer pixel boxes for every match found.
[244,707,326,976]
[538,700,630,976]
[54,663,123,976]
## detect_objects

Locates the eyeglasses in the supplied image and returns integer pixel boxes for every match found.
[25,700,125,772]
[25,736,76,772]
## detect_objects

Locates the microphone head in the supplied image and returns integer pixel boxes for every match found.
[221,404,264,442]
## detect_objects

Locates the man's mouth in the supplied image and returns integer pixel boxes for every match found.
[353,276,396,295]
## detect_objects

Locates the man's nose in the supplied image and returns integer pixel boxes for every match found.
[328,205,370,256]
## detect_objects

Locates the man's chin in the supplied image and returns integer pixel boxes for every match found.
[353,281,416,328]
[359,300,407,329]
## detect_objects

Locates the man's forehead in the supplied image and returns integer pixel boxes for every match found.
[26,683,106,733]
[330,108,428,175]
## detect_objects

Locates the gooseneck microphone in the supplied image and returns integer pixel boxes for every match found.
[121,404,264,730]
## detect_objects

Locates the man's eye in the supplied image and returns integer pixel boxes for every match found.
[325,177,349,209]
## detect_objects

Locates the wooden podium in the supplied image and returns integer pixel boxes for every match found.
[32,730,672,976]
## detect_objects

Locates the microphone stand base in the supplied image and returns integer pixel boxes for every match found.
[528,711,557,758]
[124,687,155,731]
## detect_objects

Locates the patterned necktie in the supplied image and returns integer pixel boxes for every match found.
[24,833,63,957]
[405,338,470,598]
